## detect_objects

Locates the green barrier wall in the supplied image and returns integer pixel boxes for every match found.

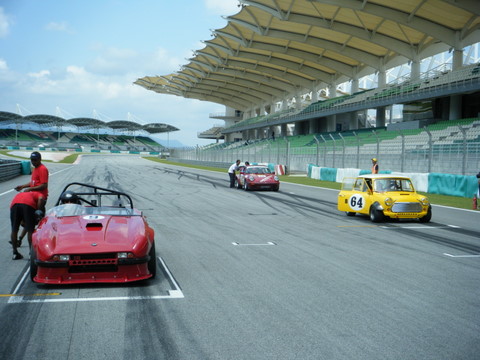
[427,173,478,198]
[320,167,337,182]
[21,161,31,175]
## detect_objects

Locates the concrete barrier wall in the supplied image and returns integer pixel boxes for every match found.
[0,160,22,182]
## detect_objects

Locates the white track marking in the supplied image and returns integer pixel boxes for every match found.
[8,256,184,304]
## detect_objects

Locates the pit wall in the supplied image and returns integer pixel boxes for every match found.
[307,164,478,198]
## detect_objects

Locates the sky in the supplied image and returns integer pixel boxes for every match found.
[0,0,240,147]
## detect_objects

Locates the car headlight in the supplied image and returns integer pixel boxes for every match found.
[274,176,279,181]
[384,197,393,206]
[118,252,134,259]
[52,254,70,261]
[248,175,255,181]
[420,197,429,206]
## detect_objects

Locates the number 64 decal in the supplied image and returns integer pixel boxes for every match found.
[348,194,365,210]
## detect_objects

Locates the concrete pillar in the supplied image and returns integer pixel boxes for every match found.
[349,111,358,130]
[328,77,337,98]
[376,107,386,127]
[281,124,288,137]
[411,59,421,81]
[351,77,359,93]
[327,115,336,132]
[449,95,462,120]
[452,48,463,70]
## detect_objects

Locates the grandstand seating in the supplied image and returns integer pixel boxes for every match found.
[0,129,165,152]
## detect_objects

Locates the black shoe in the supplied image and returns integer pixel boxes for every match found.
[17,239,22,247]
[12,252,23,260]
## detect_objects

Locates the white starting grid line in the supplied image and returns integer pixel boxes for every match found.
[232,242,276,246]
[7,256,184,304]
[443,253,480,258]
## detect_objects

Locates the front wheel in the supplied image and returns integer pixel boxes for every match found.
[419,206,432,223]
[369,206,384,223]
[244,182,249,191]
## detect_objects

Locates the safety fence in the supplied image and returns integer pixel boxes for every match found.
[172,120,480,176]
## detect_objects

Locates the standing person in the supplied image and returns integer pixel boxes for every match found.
[371,158,379,174]
[477,172,480,200]
[228,159,241,188]
[10,191,44,260]
[15,151,49,212]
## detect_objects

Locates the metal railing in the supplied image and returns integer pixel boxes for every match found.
[171,123,480,176]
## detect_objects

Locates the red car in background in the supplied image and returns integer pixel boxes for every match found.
[30,182,156,284]
[235,165,280,191]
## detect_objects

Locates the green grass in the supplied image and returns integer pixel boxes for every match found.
[143,157,475,210]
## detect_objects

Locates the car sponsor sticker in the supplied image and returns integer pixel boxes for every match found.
[348,194,365,210]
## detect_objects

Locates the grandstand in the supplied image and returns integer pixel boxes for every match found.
[134,0,480,176]
[0,112,179,153]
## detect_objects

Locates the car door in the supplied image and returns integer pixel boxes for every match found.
[338,177,373,215]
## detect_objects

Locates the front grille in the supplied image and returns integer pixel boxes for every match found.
[69,253,118,269]
[391,202,422,213]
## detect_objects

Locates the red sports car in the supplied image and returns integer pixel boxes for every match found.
[235,165,280,191]
[30,182,156,284]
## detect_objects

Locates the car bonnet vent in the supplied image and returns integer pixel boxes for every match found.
[86,223,103,231]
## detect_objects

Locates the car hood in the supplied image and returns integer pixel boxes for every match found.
[34,214,147,256]
[248,174,278,182]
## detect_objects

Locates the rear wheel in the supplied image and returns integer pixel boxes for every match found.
[30,248,38,282]
[369,206,384,223]
[147,242,157,278]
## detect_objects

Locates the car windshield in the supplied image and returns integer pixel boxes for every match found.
[246,167,271,174]
[373,178,414,192]
[47,204,138,217]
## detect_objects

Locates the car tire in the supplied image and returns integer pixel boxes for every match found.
[147,242,157,278]
[273,186,279,192]
[244,182,249,191]
[235,179,241,189]
[419,206,432,223]
[30,248,38,282]
[369,206,384,223]
[346,212,356,216]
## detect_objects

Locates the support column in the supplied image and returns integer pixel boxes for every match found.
[450,46,464,120]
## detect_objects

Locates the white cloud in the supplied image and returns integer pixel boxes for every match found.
[204,0,240,16]
[0,58,8,71]
[0,7,11,38]
[45,21,72,33]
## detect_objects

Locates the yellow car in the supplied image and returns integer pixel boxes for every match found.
[337,174,431,222]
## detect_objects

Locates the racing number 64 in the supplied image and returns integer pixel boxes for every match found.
[349,194,365,211]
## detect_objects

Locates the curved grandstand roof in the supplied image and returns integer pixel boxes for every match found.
[0,111,23,123]
[0,114,179,134]
[134,0,480,110]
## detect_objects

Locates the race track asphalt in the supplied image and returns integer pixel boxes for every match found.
[0,154,479,360]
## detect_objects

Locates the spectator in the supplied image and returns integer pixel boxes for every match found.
[371,158,379,174]
[15,151,49,212]
[477,172,480,198]
[228,160,241,188]
[10,191,44,260]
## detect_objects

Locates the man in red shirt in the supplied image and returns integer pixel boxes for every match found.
[15,151,49,212]
[10,191,44,260]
